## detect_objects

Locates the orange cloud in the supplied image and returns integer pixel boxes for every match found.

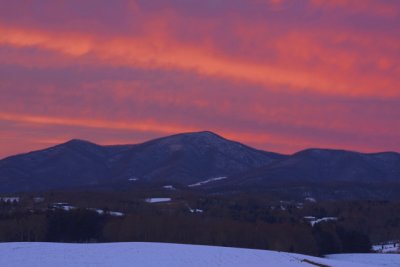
[0,112,198,135]
[0,111,292,152]
[0,109,393,159]
[1,24,398,98]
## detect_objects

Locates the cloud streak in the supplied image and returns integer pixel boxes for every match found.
[1,20,398,97]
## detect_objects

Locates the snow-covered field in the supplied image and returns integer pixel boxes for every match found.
[0,242,399,267]
[326,253,400,267]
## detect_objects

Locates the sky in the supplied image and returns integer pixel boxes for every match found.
[0,0,399,158]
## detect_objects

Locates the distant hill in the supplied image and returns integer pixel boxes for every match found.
[201,148,400,200]
[0,131,399,200]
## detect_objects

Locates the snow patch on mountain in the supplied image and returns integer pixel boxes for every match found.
[188,176,227,187]
[145,198,171,203]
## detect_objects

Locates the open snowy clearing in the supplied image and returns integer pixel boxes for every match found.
[326,253,400,267]
[372,241,400,253]
[0,242,398,267]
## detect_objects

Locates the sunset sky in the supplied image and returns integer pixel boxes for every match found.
[0,0,399,158]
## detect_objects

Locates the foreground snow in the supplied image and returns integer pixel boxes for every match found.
[326,253,400,267]
[0,242,398,267]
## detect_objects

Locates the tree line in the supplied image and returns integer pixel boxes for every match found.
[0,200,373,256]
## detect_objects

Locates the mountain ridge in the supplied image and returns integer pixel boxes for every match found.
[4,132,398,161]
[0,131,283,193]
[0,131,399,198]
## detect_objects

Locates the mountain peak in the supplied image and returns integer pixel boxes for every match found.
[64,139,96,145]
[177,131,221,138]
[61,139,99,149]
[147,131,226,146]
[182,131,224,139]
[193,130,219,136]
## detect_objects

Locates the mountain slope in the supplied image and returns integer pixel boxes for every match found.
[202,149,400,200]
[107,131,284,184]
[0,139,113,192]
[239,149,400,184]
[0,131,283,193]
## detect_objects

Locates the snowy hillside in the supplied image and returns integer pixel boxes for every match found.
[0,242,399,267]
[326,254,400,267]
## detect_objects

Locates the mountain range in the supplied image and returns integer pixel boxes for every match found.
[1,131,399,200]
